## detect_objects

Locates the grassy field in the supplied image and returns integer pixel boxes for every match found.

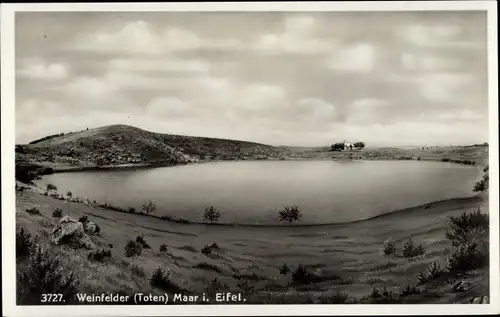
[15,187,489,305]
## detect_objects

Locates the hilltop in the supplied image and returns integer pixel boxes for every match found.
[15,124,289,172]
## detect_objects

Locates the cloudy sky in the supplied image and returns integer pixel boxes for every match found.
[15,11,488,146]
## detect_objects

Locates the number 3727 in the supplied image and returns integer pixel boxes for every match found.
[41,294,64,303]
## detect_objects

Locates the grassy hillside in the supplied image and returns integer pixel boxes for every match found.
[15,125,288,170]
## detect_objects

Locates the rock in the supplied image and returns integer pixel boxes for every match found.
[83,221,99,235]
[52,216,95,249]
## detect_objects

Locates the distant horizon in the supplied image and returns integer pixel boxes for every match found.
[18,123,488,149]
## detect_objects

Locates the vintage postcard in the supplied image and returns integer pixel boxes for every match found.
[1,1,498,316]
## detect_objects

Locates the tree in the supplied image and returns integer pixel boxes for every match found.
[46,183,57,192]
[66,191,72,198]
[354,142,365,149]
[473,167,489,193]
[278,205,302,226]
[204,206,221,224]
[141,200,156,215]
[330,143,344,151]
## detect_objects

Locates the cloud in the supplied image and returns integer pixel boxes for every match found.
[438,109,485,121]
[328,43,376,73]
[399,24,480,48]
[254,15,336,54]
[17,59,68,80]
[347,98,390,124]
[145,97,191,117]
[70,21,243,55]
[295,98,336,121]
[108,58,210,74]
[401,53,460,72]
[417,73,474,103]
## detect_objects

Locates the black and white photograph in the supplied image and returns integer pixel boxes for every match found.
[1,1,498,316]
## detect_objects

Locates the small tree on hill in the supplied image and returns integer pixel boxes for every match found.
[204,206,221,224]
[141,200,156,215]
[46,183,57,192]
[278,205,302,226]
[354,142,365,149]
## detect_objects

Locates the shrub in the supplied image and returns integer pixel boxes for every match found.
[141,200,156,215]
[149,267,183,293]
[204,206,221,224]
[17,245,79,304]
[201,245,213,256]
[279,263,290,276]
[124,240,143,257]
[158,244,168,253]
[445,208,488,247]
[128,207,136,213]
[402,238,425,258]
[291,264,312,285]
[426,261,442,279]
[46,183,58,192]
[277,205,302,226]
[473,169,489,193]
[52,208,63,218]
[78,215,88,224]
[25,207,41,215]
[447,242,488,272]
[205,278,227,295]
[87,249,111,262]
[370,287,382,299]
[130,264,146,277]
[16,227,33,258]
[399,284,420,297]
[135,235,151,249]
[210,241,219,249]
[381,237,397,256]
[236,280,255,294]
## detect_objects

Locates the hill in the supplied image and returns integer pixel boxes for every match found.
[15,124,289,172]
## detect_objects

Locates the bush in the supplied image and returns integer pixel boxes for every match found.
[141,200,156,215]
[279,263,290,276]
[149,267,183,293]
[128,207,136,213]
[381,237,397,256]
[16,227,33,258]
[399,284,420,297]
[25,207,41,215]
[201,245,213,256]
[445,208,488,247]
[204,206,221,224]
[210,241,219,249]
[17,245,79,304]
[124,240,143,257]
[402,238,425,258]
[473,169,489,193]
[78,215,88,224]
[136,235,151,249]
[446,242,488,272]
[277,205,302,226]
[159,244,168,253]
[46,183,58,192]
[291,264,312,285]
[52,208,63,218]
[417,261,442,285]
[87,249,112,262]
[130,264,146,277]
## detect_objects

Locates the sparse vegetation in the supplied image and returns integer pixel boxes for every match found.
[135,235,151,249]
[124,240,143,257]
[402,238,425,258]
[87,249,112,262]
[159,244,168,253]
[25,207,41,216]
[52,208,63,218]
[279,263,290,276]
[399,284,420,297]
[16,227,34,258]
[17,244,79,304]
[417,261,443,285]
[141,200,156,215]
[236,279,255,294]
[204,206,221,224]
[46,183,58,192]
[473,168,489,192]
[381,237,397,256]
[130,264,146,277]
[318,291,349,304]
[149,267,183,293]
[277,205,302,226]
[205,278,227,295]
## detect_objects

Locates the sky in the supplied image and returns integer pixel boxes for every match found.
[15,11,489,146]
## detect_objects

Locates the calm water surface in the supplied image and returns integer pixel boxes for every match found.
[37,160,481,225]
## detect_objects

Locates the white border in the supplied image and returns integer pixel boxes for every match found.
[1,1,498,316]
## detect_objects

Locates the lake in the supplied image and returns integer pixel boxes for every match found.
[36,160,481,225]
